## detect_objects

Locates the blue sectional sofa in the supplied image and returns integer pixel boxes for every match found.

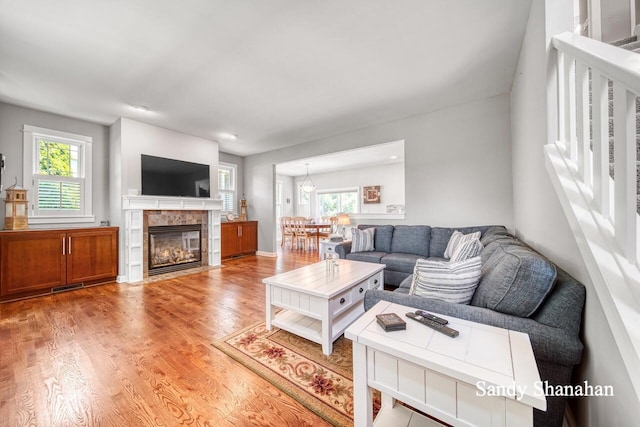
[335,224,498,288]
[337,224,585,427]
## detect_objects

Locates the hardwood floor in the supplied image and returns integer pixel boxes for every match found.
[0,248,329,426]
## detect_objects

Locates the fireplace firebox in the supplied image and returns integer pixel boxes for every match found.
[148,224,202,275]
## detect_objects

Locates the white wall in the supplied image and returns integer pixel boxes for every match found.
[244,94,514,254]
[110,118,219,226]
[0,102,110,228]
[511,0,640,424]
[276,174,295,218]
[292,163,404,216]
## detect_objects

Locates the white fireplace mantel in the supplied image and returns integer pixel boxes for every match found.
[119,195,223,283]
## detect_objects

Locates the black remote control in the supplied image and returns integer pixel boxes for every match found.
[406,312,459,338]
[415,310,448,325]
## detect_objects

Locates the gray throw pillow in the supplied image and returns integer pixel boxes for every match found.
[409,257,482,304]
[351,227,375,252]
[471,245,557,317]
[444,230,481,259]
[449,238,483,262]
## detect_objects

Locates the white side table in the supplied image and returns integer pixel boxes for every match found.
[345,301,546,427]
[319,240,348,259]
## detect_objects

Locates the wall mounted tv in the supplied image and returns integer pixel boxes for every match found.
[141,154,210,198]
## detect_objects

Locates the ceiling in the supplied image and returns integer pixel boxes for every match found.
[276,140,404,176]
[0,0,531,157]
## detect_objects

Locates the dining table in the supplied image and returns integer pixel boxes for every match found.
[304,223,333,250]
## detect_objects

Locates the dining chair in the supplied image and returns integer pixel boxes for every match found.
[280,216,295,249]
[317,216,337,241]
[293,216,313,250]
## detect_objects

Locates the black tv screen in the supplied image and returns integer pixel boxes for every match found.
[141,154,210,198]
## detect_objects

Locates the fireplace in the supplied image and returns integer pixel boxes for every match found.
[148,224,202,275]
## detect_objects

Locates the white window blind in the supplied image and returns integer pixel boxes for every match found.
[218,162,237,212]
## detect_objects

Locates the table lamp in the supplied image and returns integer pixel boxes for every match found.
[337,214,351,239]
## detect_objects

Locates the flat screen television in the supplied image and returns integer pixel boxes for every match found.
[141,154,210,198]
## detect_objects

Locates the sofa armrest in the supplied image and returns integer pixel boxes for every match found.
[335,241,352,259]
[364,290,583,367]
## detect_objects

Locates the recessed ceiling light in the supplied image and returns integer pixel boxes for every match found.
[132,105,149,112]
[390,155,398,160]
[218,132,238,140]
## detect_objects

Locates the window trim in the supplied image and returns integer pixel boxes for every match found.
[22,125,95,224]
[218,162,237,213]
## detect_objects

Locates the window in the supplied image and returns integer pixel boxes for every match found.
[298,185,310,205]
[23,125,94,224]
[317,188,358,217]
[218,162,237,212]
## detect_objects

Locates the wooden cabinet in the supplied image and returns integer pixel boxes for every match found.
[221,221,257,259]
[0,227,118,301]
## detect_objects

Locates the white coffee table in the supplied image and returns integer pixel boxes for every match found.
[263,259,385,355]
[345,301,546,427]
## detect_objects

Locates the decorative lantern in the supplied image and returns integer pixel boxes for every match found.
[4,180,28,230]
[239,195,248,221]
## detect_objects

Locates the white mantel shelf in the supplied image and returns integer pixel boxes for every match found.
[119,195,223,283]
[122,195,223,211]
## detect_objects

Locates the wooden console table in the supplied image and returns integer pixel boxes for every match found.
[221,220,257,259]
[345,301,546,427]
[0,227,119,302]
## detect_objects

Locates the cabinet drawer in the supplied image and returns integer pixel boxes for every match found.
[330,288,353,317]
[367,272,383,290]
[352,281,368,304]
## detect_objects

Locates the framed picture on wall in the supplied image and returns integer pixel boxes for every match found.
[363,185,381,204]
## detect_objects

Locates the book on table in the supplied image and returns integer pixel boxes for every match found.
[376,313,406,331]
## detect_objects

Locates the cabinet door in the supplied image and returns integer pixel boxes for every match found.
[240,222,258,255]
[221,223,241,258]
[66,228,118,284]
[0,231,67,297]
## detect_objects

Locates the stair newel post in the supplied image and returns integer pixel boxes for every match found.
[564,53,578,162]
[576,61,592,186]
[591,70,611,219]
[612,83,638,264]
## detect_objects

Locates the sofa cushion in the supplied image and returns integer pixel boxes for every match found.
[346,251,388,264]
[450,238,483,262]
[481,237,525,264]
[381,253,424,274]
[471,244,557,317]
[390,225,430,257]
[444,230,481,258]
[351,227,375,252]
[409,257,482,304]
[479,226,512,246]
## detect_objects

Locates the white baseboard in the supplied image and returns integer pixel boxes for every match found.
[256,251,277,258]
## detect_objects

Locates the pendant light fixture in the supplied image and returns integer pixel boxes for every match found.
[300,163,316,193]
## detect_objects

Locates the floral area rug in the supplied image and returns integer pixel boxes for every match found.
[213,321,379,426]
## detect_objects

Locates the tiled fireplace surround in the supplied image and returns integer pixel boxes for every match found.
[120,196,222,283]
[143,210,209,277]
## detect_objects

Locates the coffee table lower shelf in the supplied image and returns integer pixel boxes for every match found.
[271,306,362,347]
[374,404,444,427]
